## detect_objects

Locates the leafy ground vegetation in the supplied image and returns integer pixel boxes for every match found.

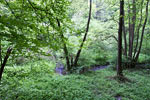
[1,60,150,100]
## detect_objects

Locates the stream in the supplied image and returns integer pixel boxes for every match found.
[55,65,109,75]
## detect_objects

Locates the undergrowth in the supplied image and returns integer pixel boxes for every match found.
[0,60,150,100]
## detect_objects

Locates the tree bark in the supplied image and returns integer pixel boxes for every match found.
[128,0,136,58]
[56,19,71,71]
[131,0,136,59]
[128,0,132,58]
[135,0,149,62]
[0,47,12,81]
[71,55,74,67]
[0,41,2,66]
[123,7,127,57]
[133,0,144,59]
[117,0,124,77]
[74,0,92,67]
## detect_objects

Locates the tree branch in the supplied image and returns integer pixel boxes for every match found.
[0,47,13,81]
[101,35,118,42]
[0,41,2,66]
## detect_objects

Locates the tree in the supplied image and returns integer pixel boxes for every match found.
[74,0,92,67]
[0,0,70,80]
[56,0,92,71]
[0,47,12,81]
[134,0,149,62]
[117,0,124,77]
[56,19,71,71]
[123,0,149,67]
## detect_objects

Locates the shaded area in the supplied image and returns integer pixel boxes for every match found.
[90,65,109,71]
[115,96,122,100]
[55,65,109,75]
[135,63,150,69]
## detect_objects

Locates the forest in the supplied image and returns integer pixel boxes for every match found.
[0,0,150,99]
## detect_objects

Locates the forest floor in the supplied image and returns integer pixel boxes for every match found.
[1,60,150,100]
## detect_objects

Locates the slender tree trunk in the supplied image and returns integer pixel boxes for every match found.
[71,55,74,67]
[128,0,132,58]
[0,47,12,81]
[123,9,127,57]
[128,0,136,58]
[62,35,71,71]
[117,0,124,77]
[0,41,2,66]
[133,0,144,58]
[56,19,71,71]
[74,0,92,67]
[131,0,136,59]
[135,0,149,62]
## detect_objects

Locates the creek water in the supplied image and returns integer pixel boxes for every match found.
[55,65,109,75]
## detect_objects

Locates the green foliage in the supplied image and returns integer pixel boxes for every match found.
[1,60,150,100]
[138,54,150,63]
[78,49,109,68]
[0,0,72,63]
[0,60,95,100]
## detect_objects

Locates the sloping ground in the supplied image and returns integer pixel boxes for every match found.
[0,60,150,100]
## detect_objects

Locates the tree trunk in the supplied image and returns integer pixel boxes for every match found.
[56,19,71,71]
[117,0,124,77]
[135,0,149,62]
[133,0,144,59]
[71,55,74,67]
[0,41,2,66]
[128,0,132,58]
[0,47,12,81]
[128,0,136,59]
[123,8,127,57]
[131,0,136,59]
[74,0,92,67]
